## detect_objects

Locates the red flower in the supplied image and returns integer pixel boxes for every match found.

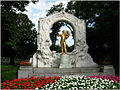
[31,76,34,78]
[6,86,10,89]
[13,82,17,85]
[12,86,17,88]
[24,86,26,89]
[34,84,38,87]
[38,84,42,88]
[50,80,54,83]
[17,83,21,87]
[14,79,18,82]
[20,61,32,66]
[6,80,9,83]
[102,60,111,64]
[29,87,32,89]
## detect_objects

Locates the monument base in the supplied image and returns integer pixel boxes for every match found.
[18,65,115,79]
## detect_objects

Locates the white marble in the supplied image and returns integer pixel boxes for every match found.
[31,11,98,68]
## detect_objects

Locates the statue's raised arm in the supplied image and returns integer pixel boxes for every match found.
[65,33,71,39]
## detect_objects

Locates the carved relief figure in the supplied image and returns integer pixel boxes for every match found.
[58,30,71,54]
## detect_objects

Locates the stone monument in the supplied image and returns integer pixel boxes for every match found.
[18,11,115,79]
[31,11,98,68]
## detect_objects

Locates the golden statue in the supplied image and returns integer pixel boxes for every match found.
[58,30,71,54]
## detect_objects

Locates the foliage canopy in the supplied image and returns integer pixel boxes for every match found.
[1,1,37,64]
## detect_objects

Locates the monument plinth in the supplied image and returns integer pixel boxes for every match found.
[59,54,72,68]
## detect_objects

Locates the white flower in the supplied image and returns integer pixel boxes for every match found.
[113,85,116,88]
[65,79,68,81]
[78,83,81,85]
[81,83,85,86]
[90,86,93,89]
[72,82,77,86]
[49,87,52,89]
[35,88,39,90]
[96,82,99,85]
[74,87,78,90]
[94,88,98,90]
[91,81,94,84]
[66,83,69,86]
[92,78,96,80]
[111,80,114,82]
[86,80,90,84]
[109,81,113,85]
[100,85,105,89]
[87,87,89,89]
[105,79,109,81]
[99,78,102,80]
[88,77,91,79]
[79,87,83,89]
[58,86,61,89]
[54,88,58,90]
[102,80,105,84]
[62,85,66,88]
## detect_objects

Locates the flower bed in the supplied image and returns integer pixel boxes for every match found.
[1,76,59,89]
[43,75,120,89]
[20,61,32,66]
[1,75,120,89]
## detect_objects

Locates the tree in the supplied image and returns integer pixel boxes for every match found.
[1,1,37,65]
[46,3,64,16]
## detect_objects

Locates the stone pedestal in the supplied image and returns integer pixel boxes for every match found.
[103,65,115,76]
[18,66,32,79]
[59,54,72,68]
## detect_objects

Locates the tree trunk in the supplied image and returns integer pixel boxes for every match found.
[10,50,15,65]
[10,55,15,65]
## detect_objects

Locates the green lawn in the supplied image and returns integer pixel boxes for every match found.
[1,64,20,82]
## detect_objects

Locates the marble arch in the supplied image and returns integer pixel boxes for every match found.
[32,11,98,68]
[50,20,75,49]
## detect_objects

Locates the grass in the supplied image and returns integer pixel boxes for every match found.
[1,64,20,82]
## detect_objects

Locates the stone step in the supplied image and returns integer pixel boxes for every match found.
[18,66,115,79]
[33,67,100,73]
[28,72,110,78]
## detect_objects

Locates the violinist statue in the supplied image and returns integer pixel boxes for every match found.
[58,30,71,54]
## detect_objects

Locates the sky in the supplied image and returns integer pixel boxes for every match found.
[23,0,74,46]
